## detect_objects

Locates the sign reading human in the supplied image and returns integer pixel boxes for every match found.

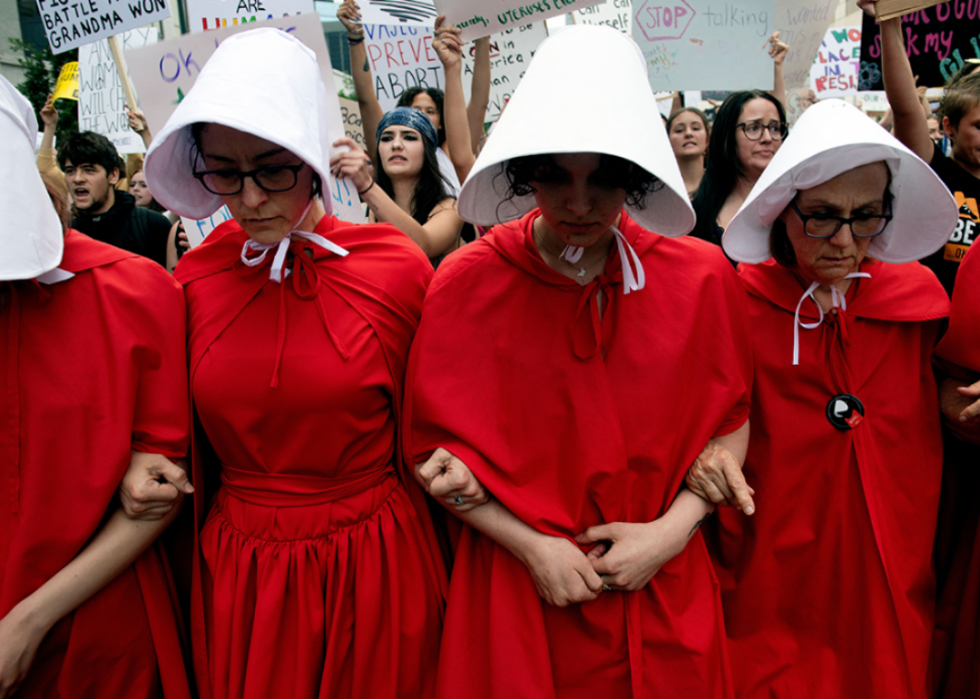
[35,0,171,54]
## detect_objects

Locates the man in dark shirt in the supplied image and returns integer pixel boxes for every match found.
[58,132,171,267]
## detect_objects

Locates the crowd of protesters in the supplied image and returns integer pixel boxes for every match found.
[2,0,980,697]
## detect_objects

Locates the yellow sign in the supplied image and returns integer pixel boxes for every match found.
[944,243,971,263]
[52,62,79,102]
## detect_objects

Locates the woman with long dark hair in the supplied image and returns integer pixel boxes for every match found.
[331,107,464,267]
[690,90,788,246]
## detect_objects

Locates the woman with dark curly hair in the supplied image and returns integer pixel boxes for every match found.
[404,26,753,699]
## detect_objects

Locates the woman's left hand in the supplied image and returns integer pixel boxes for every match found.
[768,31,789,66]
[329,137,373,193]
[414,447,490,512]
[0,603,47,699]
[575,520,686,592]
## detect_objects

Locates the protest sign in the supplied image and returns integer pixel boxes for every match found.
[572,0,632,33]
[53,62,80,100]
[774,0,838,90]
[78,26,158,154]
[35,0,170,54]
[859,3,980,90]
[809,26,860,98]
[364,23,445,111]
[436,0,603,42]
[339,96,367,149]
[186,0,314,33]
[461,22,547,124]
[125,13,363,239]
[633,0,776,92]
[358,0,439,27]
[876,0,946,21]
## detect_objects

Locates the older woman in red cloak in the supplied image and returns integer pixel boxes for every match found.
[407,26,753,699]
[697,99,957,699]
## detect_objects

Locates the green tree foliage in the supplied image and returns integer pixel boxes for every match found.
[9,38,78,144]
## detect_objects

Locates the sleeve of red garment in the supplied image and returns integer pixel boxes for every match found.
[713,260,754,439]
[936,243,980,374]
[123,257,191,457]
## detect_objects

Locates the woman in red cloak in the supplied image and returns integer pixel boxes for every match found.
[702,99,957,699]
[406,26,753,699]
[142,29,446,699]
[0,76,192,697]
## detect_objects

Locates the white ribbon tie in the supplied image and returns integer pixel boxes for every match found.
[792,271,871,365]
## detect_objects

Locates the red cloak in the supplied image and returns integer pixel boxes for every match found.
[406,210,753,699]
[174,215,447,699]
[932,242,980,699]
[0,230,191,698]
[707,258,949,699]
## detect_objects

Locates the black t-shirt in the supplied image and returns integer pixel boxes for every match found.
[72,191,171,267]
[923,143,980,296]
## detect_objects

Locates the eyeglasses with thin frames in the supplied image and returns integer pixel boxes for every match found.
[737,120,788,141]
[193,160,307,196]
[790,200,893,239]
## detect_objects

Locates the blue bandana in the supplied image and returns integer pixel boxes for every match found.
[376,106,439,148]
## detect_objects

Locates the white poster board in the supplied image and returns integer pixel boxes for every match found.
[634,0,776,92]
[809,26,861,98]
[125,13,363,245]
[364,24,445,112]
[774,0,837,90]
[461,22,547,125]
[186,0,314,33]
[35,0,170,54]
[571,0,630,33]
[436,0,603,41]
[78,26,159,155]
[358,0,439,27]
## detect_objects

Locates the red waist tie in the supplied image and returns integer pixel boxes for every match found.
[219,463,395,507]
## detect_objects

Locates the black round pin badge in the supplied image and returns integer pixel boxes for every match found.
[826,394,865,430]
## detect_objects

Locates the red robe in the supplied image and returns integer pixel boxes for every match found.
[932,242,980,699]
[707,259,949,699]
[174,215,446,699]
[406,210,753,699]
[0,230,191,698]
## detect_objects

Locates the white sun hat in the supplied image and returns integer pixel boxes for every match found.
[723,98,957,264]
[144,28,332,220]
[0,75,63,281]
[456,25,694,237]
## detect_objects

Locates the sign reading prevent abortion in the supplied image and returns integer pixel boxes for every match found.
[35,0,171,54]
[633,0,776,91]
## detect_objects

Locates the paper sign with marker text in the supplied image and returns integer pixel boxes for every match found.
[572,0,632,33]
[358,0,439,28]
[633,0,776,91]
[53,62,80,100]
[124,13,363,238]
[809,26,860,97]
[774,0,837,90]
[35,0,170,54]
[186,0,314,33]
[436,0,604,41]
[461,22,547,124]
[364,23,445,112]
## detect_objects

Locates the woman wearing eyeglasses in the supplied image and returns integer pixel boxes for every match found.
[698,100,955,699]
[690,91,788,252]
[142,30,446,699]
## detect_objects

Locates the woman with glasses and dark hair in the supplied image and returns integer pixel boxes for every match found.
[689,100,956,699]
[690,90,788,249]
[142,29,446,699]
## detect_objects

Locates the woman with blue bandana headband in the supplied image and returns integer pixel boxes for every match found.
[331,106,464,268]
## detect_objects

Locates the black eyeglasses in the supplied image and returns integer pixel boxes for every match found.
[193,162,306,195]
[737,120,788,141]
[790,200,893,239]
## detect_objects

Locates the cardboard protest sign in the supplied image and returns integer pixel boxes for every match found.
[53,62,80,100]
[876,0,946,22]
[78,26,158,154]
[436,0,603,42]
[186,0,314,33]
[461,22,547,124]
[633,0,776,92]
[810,26,860,98]
[572,0,632,33]
[125,13,363,240]
[774,0,838,90]
[358,0,439,28]
[339,96,367,149]
[364,23,445,111]
[35,0,170,54]
[859,3,980,90]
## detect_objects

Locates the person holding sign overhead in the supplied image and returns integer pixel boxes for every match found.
[143,28,446,699]
[407,25,753,699]
[692,99,955,699]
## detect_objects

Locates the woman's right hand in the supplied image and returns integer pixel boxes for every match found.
[40,94,58,130]
[414,447,489,512]
[337,0,362,34]
[118,451,193,521]
[685,440,755,514]
[329,137,373,193]
[0,602,46,699]
[520,534,604,607]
